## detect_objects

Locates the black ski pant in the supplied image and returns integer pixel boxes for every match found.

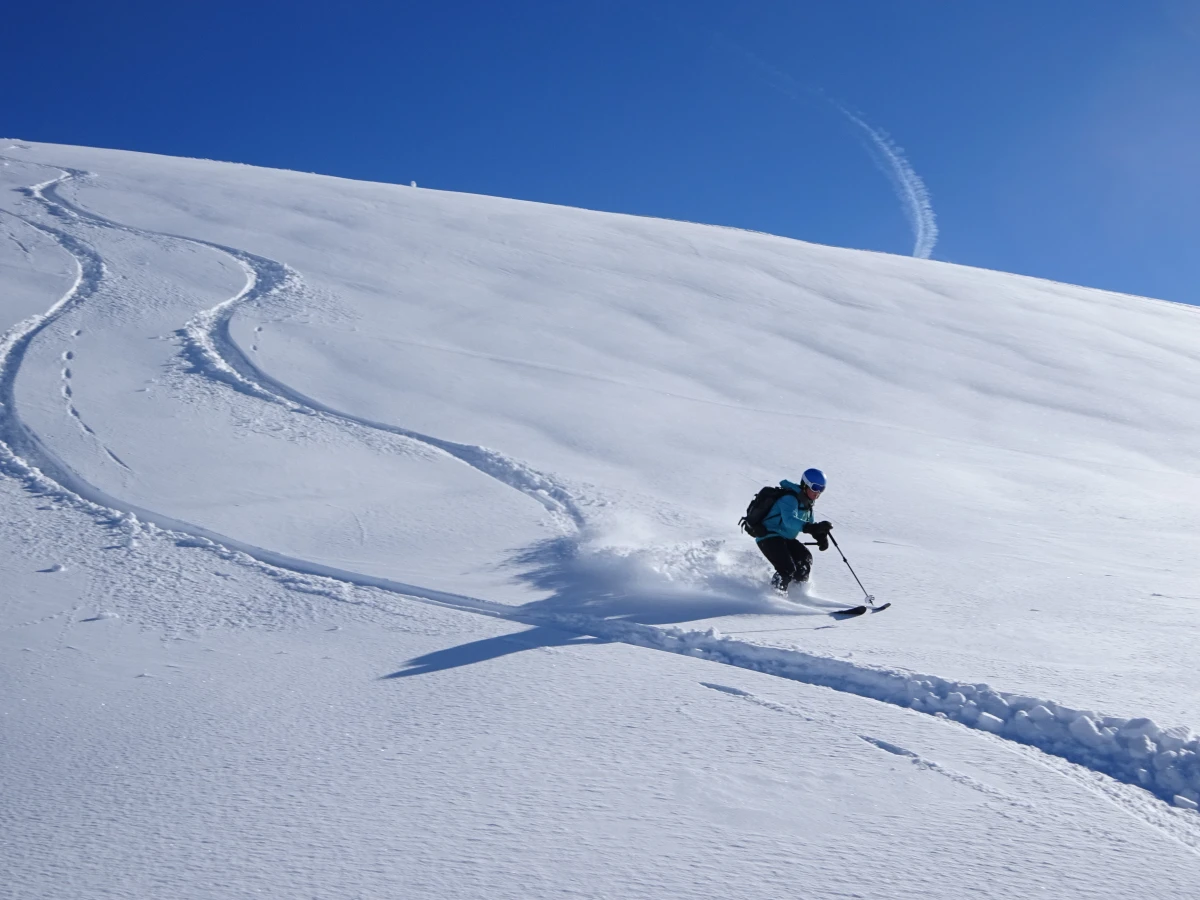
[757,536,812,587]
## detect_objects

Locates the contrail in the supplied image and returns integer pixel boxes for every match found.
[712,35,939,259]
[834,105,938,259]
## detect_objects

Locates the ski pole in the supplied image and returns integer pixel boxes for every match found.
[828,534,876,606]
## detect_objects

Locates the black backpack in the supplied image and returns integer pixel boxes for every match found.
[739,485,799,538]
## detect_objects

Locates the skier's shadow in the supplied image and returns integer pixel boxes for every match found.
[383,537,777,679]
[382,625,605,679]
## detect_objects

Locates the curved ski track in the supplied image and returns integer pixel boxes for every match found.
[2,159,1199,841]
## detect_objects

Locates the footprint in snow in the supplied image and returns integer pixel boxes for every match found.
[860,735,919,758]
[81,610,119,622]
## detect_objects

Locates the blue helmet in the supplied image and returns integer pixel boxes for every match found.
[801,468,826,495]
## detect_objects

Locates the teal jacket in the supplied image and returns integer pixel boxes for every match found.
[756,480,815,542]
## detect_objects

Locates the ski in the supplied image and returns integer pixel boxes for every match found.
[832,601,891,617]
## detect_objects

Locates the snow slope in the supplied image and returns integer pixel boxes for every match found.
[2,140,1199,899]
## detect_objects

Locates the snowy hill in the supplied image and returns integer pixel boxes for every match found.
[3,140,1199,899]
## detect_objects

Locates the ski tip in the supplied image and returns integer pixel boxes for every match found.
[871,602,892,612]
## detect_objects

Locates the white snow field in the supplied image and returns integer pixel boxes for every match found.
[2,140,1199,899]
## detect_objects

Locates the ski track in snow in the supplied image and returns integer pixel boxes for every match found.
[22,167,586,530]
[3,160,1200,834]
[704,681,1035,810]
[703,681,1200,855]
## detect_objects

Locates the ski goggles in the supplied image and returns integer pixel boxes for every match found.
[804,481,825,494]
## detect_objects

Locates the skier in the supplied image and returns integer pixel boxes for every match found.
[754,468,833,594]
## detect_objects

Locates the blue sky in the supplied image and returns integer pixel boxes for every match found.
[5,0,1199,305]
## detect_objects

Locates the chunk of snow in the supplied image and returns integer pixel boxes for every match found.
[980,695,1010,719]
[1154,749,1179,771]
[1127,735,1156,759]
[1012,710,1041,741]
[1068,715,1112,750]
[1118,718,1160,740]
[1158,727,1194,753]
[1027,704,1055,724]
[1157,768,1186,794]
[977,713,1005,734]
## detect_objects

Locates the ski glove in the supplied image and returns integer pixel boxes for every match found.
[803,520,833,551]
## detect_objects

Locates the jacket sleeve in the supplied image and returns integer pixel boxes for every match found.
[772,495,808,540]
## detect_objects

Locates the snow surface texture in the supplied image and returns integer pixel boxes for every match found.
[2,141,1200,898]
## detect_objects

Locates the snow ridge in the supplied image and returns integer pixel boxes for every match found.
[3,159,1197,817]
